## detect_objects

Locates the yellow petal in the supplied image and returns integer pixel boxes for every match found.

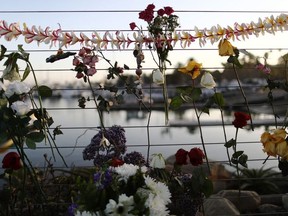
[0,139,13,153]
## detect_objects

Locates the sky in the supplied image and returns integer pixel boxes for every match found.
[1,0,288,85]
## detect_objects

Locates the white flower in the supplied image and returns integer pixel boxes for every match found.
[145,193,170,216]
[2,65,21,81]
[113,163,139,182]
[144,176,171,205]
[105,194,134,216]
[75,211,99,216]
[10,101,30,116]
[200,72,216,89]
[100,136,110,148]
[5,81,30,98]
[152,69,164,85]
[150,153,166,169]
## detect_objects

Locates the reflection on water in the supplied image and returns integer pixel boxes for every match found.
[5,98,280,170]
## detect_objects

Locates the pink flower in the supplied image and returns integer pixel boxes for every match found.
[83,56,92,65]
[157,9,165,16]
[87,67,96,76]
[129,22,137,30]
[78,47,87,57]
[76,72,84,79]
[73,57,80,66]
[164,6,174,16]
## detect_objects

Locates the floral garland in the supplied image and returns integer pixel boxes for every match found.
[0,13,287,48]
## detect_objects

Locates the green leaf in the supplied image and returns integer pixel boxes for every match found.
[25,138,36,149]
[170,95,183,110]
[232,150,244,158]
[0,45,7,60]
[38,85,52,97]
[21,64,30,81]
[213,92,225,107]
[18,45,29,60]
[239,154,248,168]
[202,178,214,198]
[178,87,202,102]
[224,138,236,148]
[26,132,45,143]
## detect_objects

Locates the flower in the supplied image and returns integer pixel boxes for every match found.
[129,22,137,30]
[232,111,251,128]
[145,193,170,216]
[188,148,205,166]
[164,6,174,16]
[150,153,166,169]
[144,175,171,205]
[256,63,271,74]
[152,68,164,85]
[5,81,30,98]
[113,163,140,182]
[10,101,30,116]
[178,60,202,79]
[2,65,21,81]
[123,151,146,166]
[261,128,288,158]
[175,148,188,165]
[138,4,155,22]
[218,39,236,56]
[105,194,134,216]
[2,152,23,170]
[110,158,124,167]
[200,72,216,89]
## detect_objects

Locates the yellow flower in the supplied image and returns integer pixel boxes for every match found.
[218,39,236,56]
[178,60,202,79]
[261,132,277,157]
[0,139,13,153]
[261,129,288,158]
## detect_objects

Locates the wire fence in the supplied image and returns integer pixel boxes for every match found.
[1,8,288,215]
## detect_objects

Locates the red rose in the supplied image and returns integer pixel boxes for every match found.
[164,6,174,16]
[129,22,137,30]
[2,152,23,170]
[157,9,165,16]
[188,148,205,166]
[139,10,154,22]
[232,112,250,128]
[110,158,124,167]
[146,4,155,11]
[175,148,188,165]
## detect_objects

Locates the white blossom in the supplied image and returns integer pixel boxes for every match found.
[113,163,139,182]
[5,81,30,98]
[105,194,134,216]
[150,153,166,169]
[200,72,216,89]
[152,69,164,85]
[10,101,30,116]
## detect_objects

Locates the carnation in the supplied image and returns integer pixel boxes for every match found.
[5,81,30,98]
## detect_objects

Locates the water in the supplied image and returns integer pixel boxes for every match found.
[5,98,280,171]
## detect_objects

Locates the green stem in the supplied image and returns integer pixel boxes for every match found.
[192,100,211,175]
[234,128,241,196]
[87,77,105,130]
[232,64,254,130]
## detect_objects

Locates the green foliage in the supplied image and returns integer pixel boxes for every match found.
[233,167,283,194]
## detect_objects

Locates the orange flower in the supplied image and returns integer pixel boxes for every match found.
[218,39,236,56]
[178,60,202,79]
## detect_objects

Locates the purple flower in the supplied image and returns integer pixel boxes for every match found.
[83,125,127,164]
[124,151,146,166]
[67,203,78,216]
